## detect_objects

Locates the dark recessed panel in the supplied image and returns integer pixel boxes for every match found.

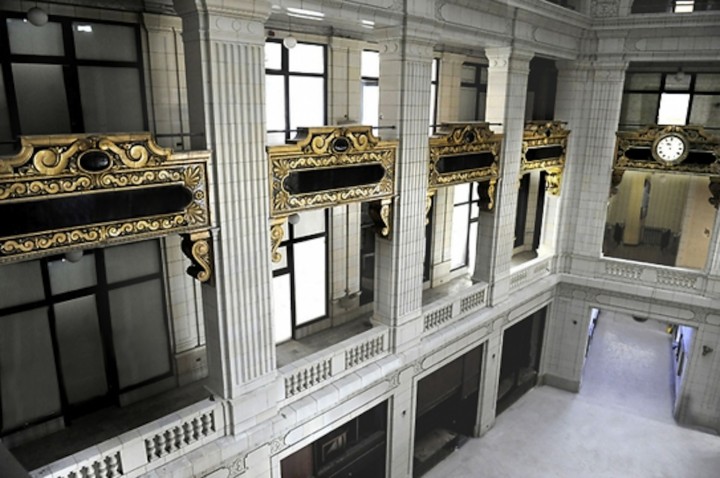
[525,145,564,161]
[685,151,717,166]
[436,152,495,174]
[624,147,653,161]
[0,185,193,237]
[283,164,385,194]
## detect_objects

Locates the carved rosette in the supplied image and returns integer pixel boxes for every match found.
[521,121,569,197]
[428,122,502,190]
[0,134,212,280]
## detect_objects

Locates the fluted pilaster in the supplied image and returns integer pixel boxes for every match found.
[473,47,533,305]
[174,0,277,406]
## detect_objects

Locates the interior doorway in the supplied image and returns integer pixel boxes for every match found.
[496,306,546,415]
[581,309,692,424]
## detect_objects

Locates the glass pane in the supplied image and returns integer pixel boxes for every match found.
[468,221,478,276]
[362,83,379,127]
[7,19,63,56]
[459,87,477,121]
[289,43,324,74]
[471,201,480,219]
[267,132,286,145]
[289,76,324,130]
[361,51,379,78]
[105,240,160,283]
[471,182,480,201]
[73,22,137,62]
[0,260,44,309]
[451,204,470,269]
[479,68,488,84]
[695,74,720,92]
[272,274,292,343]
[432,59,438,81]
[476,93,486,121]
[48,252,97,294]
[0,72,12,150]
[78,66,144,132]
[454,183,470,205]
[266,74,286,132]
[619,93,659,127]
[625,73,661,91]
[658,93,690,125]
[54,296,108,404]
[429,83,436,136]
[273,246,288,271]
[664,72,692,91]
[110,279,170,388]
[294,238,326,324]
[0,307,61,430]
[461,64,476,84]
[265,41,282,70]
[293,209,325,238]
[689,95,720,128]
[13,63,71,134]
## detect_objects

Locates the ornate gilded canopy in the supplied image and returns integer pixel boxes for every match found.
[521,121,570,196]
[267,126,397,262]
[613,125,720,207]
[0,133,213,282]
[428,122,502,211]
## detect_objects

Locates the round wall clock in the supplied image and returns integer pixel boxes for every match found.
[652,133,688,164]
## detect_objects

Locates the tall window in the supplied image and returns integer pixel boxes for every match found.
[620,70,720,130]
[265,40,327,145]
[429,58,439,135]
[459,63,487,121]
[361,50,379,127]
[451,183,479,273]
[0,240,171,434]
[272,210,328,343]
[0,14,147,154]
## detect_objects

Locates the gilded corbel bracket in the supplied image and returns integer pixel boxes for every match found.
[477,180,496,211]
[181,230,213,283]
[545,167,563,196]
[709,177,720,209]
[369,198,393,238]
[270,216,288,263]
[425,190,435,225]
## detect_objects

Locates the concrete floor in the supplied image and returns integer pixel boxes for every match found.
[424,311,720,478]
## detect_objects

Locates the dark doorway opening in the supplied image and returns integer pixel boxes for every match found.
[281,401,387,478]
[496,306,546,415]
[413,345,482,477]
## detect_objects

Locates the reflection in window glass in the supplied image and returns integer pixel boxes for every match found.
[451,204,469,269]
[361,50,379,78]
[294,238,327,324]
[0,260,44,309]
[695,74,720,92]
[689,95,720,128]
[459,87,477,121]
[289,43,324,74]
[273,275,292,343]
[73,22,137,62]
[657,93,690,125]
[265,41,282,70]
[289,76,324,129]
[105,240,160,283]
[0,73,11,153]
[78,66,144,132]
[603,171,714,269]
[7,19,64,56]
[619,93,659,128]
[625,73,661,91]
[13,63,71,134]
[48,253,97,295]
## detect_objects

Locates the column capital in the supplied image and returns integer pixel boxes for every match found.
[375,24,437,63]
[173,0,270,45]
[484,47,534,73]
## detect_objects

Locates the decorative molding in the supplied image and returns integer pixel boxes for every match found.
[181,230,213,283]
[424,304,453,331]
[284,359,332,398]
[521,121,570,196]
[368,198,393,238]
[604,261,643,280]
[0,134,211,273]
[145,409,217,462]
[428,123,501,210]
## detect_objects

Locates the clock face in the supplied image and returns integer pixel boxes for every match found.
[655,134,687,163]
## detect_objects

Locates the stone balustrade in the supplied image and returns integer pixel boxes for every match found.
[600,258,705,294]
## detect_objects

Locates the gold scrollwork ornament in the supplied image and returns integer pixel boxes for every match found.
[369,198,392,238]
[181,230,213,283]
[270,217,287,263]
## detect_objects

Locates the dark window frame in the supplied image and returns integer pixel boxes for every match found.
[451,183,480,272]
[271,210,330,340]
[0,240,172,435]
[265,38,328,142]
[0,12,148,147]
[460,62,487,122]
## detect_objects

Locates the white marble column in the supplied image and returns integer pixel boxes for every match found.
[328,37,363,125]
[173,0,280,423]
[554,61,627,275]
[373,30,435,351]
[472,47,533,305]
